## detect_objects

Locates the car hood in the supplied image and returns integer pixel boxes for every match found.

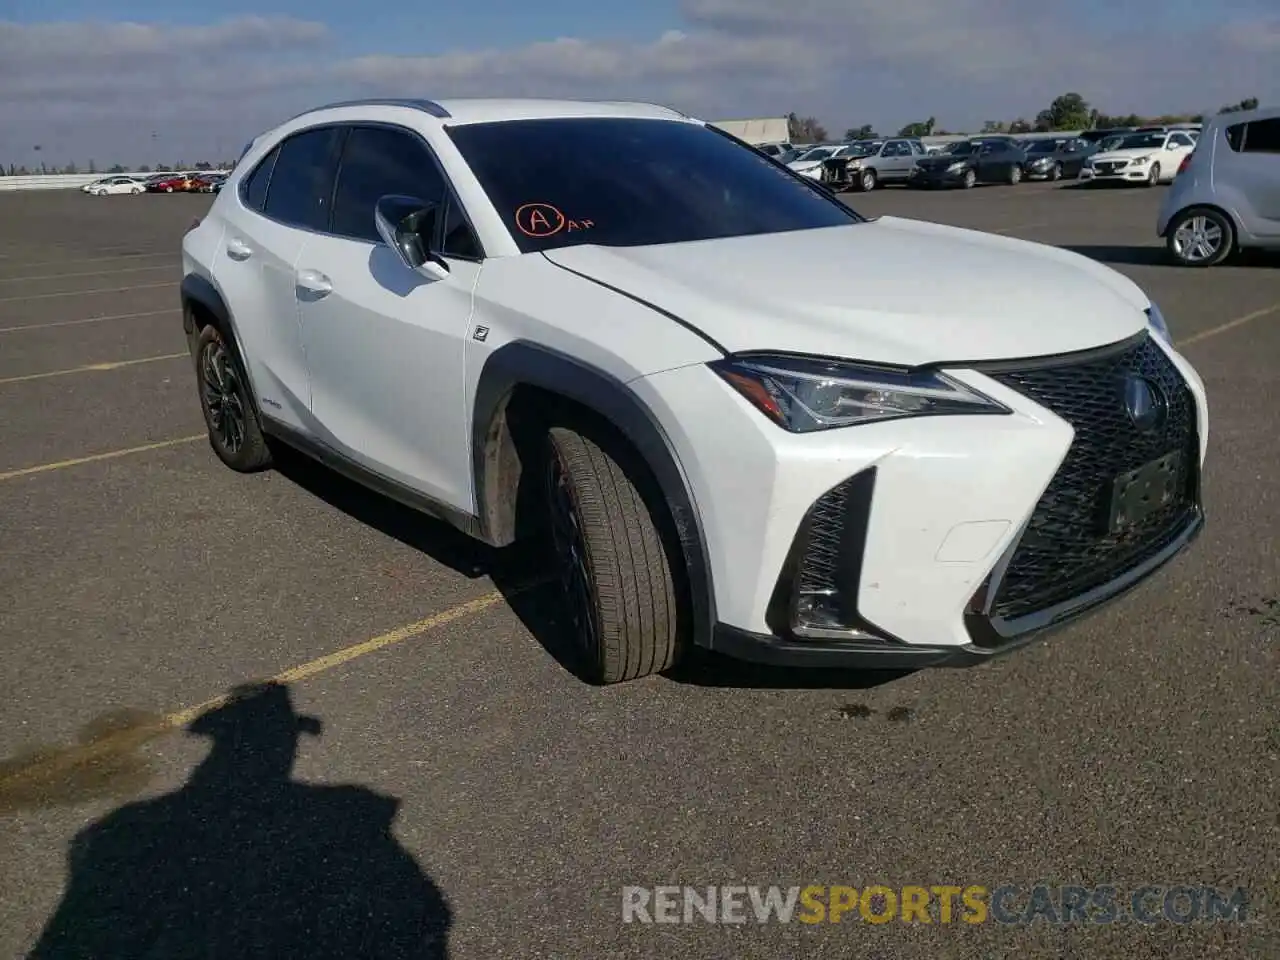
[915,154,969,168]
[786,160,824,172]
[541,216,1150,366]
[1090,148,1161,162]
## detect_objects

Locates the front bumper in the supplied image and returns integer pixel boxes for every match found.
[636,332,1208,671]
[1080,163,1151,183]
[909,166,968,186]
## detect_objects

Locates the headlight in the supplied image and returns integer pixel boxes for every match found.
[1146,302,1172,343]
[710,355,1011,432]
[947,162,966,172]
[1131,155,1150,164]
[1031,157,1052,166]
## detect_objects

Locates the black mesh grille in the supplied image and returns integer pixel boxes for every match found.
[797,481,849,600]
[985,334,1198,621]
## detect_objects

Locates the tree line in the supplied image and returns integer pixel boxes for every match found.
[788,94,1261,144]
[0,160,233,176]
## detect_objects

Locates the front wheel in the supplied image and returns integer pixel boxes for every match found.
[543,421,683,684]
[1167,208,1234,267]
[961,168,977,189]
[195,325,272,472]
[1008,164,1022,185]
[1049,163,1062,181]
[1146,163,1161,186]
[858,169,877,192]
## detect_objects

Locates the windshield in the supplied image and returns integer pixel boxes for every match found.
[1027,140,1063,154]
[1113,133,1167,150]
[845,141,883,157]
[448,118,861,253]
[945,141,976,155]
[795,146,837,162]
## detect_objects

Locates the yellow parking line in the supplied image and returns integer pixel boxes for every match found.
[1175,302,1280,348]
[0,264,174,284]
[0,352,187,385]
[0,281,177,303]
[0,434,205,482]
[0,308,179,334]
[0,592,508,793]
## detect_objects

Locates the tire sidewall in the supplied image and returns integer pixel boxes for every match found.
[1168,209,1233,267]
[195,325,269,470]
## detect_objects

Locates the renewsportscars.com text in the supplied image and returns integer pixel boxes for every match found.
[621,884,1249,925]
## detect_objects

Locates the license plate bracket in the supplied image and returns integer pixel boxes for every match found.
[1106,451,1182,533]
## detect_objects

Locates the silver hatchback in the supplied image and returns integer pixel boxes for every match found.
[1157,106,1280,267]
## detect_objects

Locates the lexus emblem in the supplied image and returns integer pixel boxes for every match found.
[1123,376,1164,433]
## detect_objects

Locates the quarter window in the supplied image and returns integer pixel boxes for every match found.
[241,145,278,212]
[1242,118,1280,154]
[262,126,344,231]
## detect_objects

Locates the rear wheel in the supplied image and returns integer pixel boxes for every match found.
[195,325,272,472]
[543,419,682,684]
[1167,208,1234,267]
[1008,164,1022,185]
[1146,163,1161,186]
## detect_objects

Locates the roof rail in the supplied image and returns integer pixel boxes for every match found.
[284,98,452,124]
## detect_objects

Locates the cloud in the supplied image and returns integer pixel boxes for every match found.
[1,5,1276,167]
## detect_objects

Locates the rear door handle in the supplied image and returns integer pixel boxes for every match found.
[226,237,254,261]
[296,268,333,298]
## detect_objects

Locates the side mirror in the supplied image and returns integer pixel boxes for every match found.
[375,195,448,278]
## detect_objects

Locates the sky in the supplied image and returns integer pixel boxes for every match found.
[2,1,1277,167]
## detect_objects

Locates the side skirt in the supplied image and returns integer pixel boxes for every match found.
[260,417,487,543]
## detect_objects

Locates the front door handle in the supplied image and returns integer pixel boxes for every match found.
[296,268,333,298]
[226,237,254,261]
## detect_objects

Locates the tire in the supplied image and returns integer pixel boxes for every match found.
[543,420,682,684]
[1008,164,1022,185]
[961,168,977,189]
[165,186,174,193]
[1146,163,1161,187]
[132,187,142,195]
[194,324,272,472]
[1049,163,1062,181]
[859,169,877,192]
[1166,207,1234,268]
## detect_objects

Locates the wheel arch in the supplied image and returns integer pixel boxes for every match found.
[180,273,262,405]
[1161,203,1240,246]
[472,341,716,648]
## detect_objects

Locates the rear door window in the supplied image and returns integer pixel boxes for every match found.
[261,126,344,231]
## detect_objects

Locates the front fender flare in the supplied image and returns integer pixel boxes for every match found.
[472,341,716,649]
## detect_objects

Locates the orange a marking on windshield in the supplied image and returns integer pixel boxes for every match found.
[515,203,567,238]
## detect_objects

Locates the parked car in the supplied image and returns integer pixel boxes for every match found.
[1078,127,1136,145]
[192,173,226,194]
[909,137,1028,187]
[783,144,855,181]
[1080,130,1198,186]
[820,138,927,191]
[1158,105,1280,267]
[148,173,197,193]
[82,176,147,196]
[1022,137,1098,180]
[756,141,795,159]
[181,97,1208,684]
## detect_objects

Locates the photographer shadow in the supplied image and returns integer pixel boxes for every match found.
[28,682,451,959]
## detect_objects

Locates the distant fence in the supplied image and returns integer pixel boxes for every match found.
[0,171,230,192]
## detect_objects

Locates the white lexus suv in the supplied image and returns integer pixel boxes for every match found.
[181,98,1209,684]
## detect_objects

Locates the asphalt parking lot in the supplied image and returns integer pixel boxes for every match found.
[1,181,1276,958]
